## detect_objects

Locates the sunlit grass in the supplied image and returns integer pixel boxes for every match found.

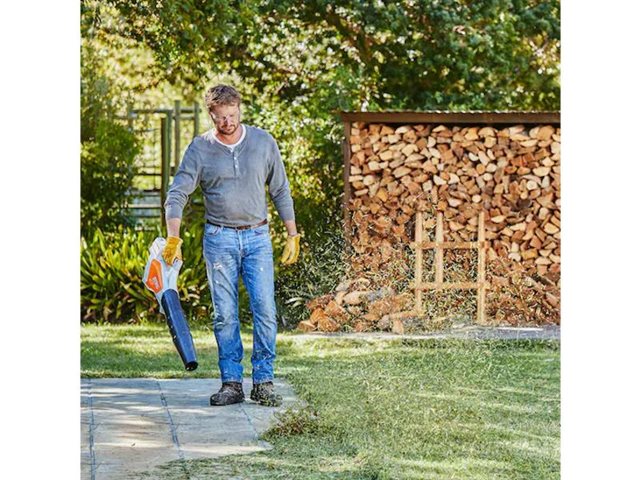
[82,324,559,479]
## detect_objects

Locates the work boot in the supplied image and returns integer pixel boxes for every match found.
[210,381,244,406]
[250,381,283,407]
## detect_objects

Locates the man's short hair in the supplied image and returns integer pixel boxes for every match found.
[204,85,242,112]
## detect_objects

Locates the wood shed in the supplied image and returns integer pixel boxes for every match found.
[334,111,561,330]
[299,111,560,333]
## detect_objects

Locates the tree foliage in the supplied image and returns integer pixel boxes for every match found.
[98,0,559,226]
[105,0,559,110]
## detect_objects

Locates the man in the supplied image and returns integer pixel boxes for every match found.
[161,84,300,407]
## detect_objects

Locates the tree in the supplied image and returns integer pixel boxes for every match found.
[99,0,559,225]
[104,0,559,109]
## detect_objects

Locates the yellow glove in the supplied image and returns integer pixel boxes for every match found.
[281,234,300,265]
[162,236,183,265]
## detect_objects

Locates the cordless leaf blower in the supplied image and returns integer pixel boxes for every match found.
[142,237,198,371]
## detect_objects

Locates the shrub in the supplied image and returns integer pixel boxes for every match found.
[274,218,348,329]
[80,122,139,237]
[81,224,211,324]
[81,43,140,238]
[80,213,343,329]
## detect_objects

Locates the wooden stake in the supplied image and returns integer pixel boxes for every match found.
[415,211,424,313]
[477,211,487,324]
[435,212,444,284]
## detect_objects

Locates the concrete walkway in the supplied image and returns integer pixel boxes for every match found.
[81,378,299,480]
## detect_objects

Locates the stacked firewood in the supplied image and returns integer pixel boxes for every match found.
[298,122,560,332]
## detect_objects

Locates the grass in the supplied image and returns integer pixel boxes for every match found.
[81,323,560,479]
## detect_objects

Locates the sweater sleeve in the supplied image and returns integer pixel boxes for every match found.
[266,137,295,222]
[164,142,201,221]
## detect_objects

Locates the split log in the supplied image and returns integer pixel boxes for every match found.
[297,320,316,332]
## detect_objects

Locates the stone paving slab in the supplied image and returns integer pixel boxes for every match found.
[80,378,299,480]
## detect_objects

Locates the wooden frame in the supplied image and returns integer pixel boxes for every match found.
[413,211,488,324]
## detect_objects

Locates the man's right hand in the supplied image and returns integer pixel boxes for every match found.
[162,236,183,265]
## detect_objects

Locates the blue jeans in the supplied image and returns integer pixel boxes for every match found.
[202,222,277,384]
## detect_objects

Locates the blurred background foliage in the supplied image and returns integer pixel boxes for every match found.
[80,0,559,327]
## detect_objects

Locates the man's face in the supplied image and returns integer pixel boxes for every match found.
[210,104,241,136]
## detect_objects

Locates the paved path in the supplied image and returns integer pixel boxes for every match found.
[80,378,299,480]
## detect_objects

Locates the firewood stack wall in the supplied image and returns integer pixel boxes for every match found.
[298,118,560,333]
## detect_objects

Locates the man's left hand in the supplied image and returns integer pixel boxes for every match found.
[281,234,300,265]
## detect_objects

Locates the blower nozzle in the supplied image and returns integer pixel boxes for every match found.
[142,238,198,371]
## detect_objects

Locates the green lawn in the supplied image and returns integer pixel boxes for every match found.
[81,324,560,479]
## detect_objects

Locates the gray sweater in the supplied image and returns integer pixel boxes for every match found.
[164,125,295,227]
